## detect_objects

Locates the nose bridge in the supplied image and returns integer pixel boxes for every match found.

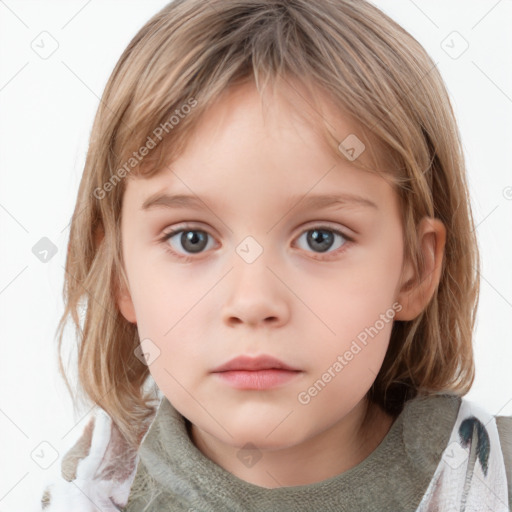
[232,233,276,297]
[235,234,266,266]
[221,234,289,326]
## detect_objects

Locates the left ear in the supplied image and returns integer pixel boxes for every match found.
[394,217,446,321]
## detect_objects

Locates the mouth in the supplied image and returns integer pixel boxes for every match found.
[211,354,300,372]
[211,355,302,390]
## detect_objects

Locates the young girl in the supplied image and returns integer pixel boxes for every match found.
[40,0,511,510]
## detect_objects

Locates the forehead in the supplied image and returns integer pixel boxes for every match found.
[192,79,369,161]
[122,80,395,214]
[133,77,380,174]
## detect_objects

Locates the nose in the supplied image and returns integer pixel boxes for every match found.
[221,253,290,329]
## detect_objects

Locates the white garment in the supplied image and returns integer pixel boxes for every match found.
[416,399,509,511]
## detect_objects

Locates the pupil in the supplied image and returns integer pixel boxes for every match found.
[182,231,207,253]
[308,229,333,252]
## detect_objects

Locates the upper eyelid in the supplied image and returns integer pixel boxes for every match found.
[162,220,353,236]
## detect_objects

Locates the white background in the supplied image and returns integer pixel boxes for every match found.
[0,1,511,510]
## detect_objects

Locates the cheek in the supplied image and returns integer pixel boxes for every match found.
[345,224,404,307]
[130,269,209,361]
[295,231,402,379]
[126,248,193,330]
[304,236,403,333]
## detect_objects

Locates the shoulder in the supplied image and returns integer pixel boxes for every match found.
[496,412,512,508]
[399,392,461,468]
[40,407,140,511]
[496,414,512,448]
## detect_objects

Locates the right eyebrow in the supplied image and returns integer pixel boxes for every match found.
[141,193,214,211]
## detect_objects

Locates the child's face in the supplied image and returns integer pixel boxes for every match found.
[118,81,407,451]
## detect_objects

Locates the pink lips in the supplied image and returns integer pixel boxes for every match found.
[211,355,299,372]
[211,355,302,390]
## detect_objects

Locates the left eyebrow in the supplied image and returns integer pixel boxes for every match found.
[285,193,378,211]
[141,192,379,212]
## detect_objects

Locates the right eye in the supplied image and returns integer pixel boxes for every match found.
[160,226,217,261]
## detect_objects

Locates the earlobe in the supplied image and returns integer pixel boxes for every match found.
[395,217,446,321]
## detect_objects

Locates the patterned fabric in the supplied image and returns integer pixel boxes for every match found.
[40,394,511,511]
[40,408,143,511]
[416,399,510,511]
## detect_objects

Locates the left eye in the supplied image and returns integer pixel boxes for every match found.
[294,227,348,254]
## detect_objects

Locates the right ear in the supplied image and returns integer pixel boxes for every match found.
[117,276,137,324]
[95,224,138,324]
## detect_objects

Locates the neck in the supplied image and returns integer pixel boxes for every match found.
[188,399,396,488]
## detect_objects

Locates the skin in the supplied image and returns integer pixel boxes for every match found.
[117,80,446,488]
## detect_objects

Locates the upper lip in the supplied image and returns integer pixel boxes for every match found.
[211,355,300,372]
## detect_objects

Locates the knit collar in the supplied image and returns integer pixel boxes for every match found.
[128,393,461,510]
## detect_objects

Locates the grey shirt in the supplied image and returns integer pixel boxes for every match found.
[124,393,487,511]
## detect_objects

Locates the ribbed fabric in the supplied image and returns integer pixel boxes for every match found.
[497,416,512,506]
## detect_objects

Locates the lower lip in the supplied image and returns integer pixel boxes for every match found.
[213,369,302,390]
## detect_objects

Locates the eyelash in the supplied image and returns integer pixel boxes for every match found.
[158,223,354,263]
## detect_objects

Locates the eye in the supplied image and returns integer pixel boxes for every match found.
[159,224,352,262]
[160,226,216,260]
[294,226,350,256]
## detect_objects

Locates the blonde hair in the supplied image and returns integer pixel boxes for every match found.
[58,0,479,449]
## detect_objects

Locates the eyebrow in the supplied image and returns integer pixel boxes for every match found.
[141,192,378,212]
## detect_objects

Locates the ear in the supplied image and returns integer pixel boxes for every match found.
[95,224,137,324]
[117,276,137,324]
[394,217,446,321]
